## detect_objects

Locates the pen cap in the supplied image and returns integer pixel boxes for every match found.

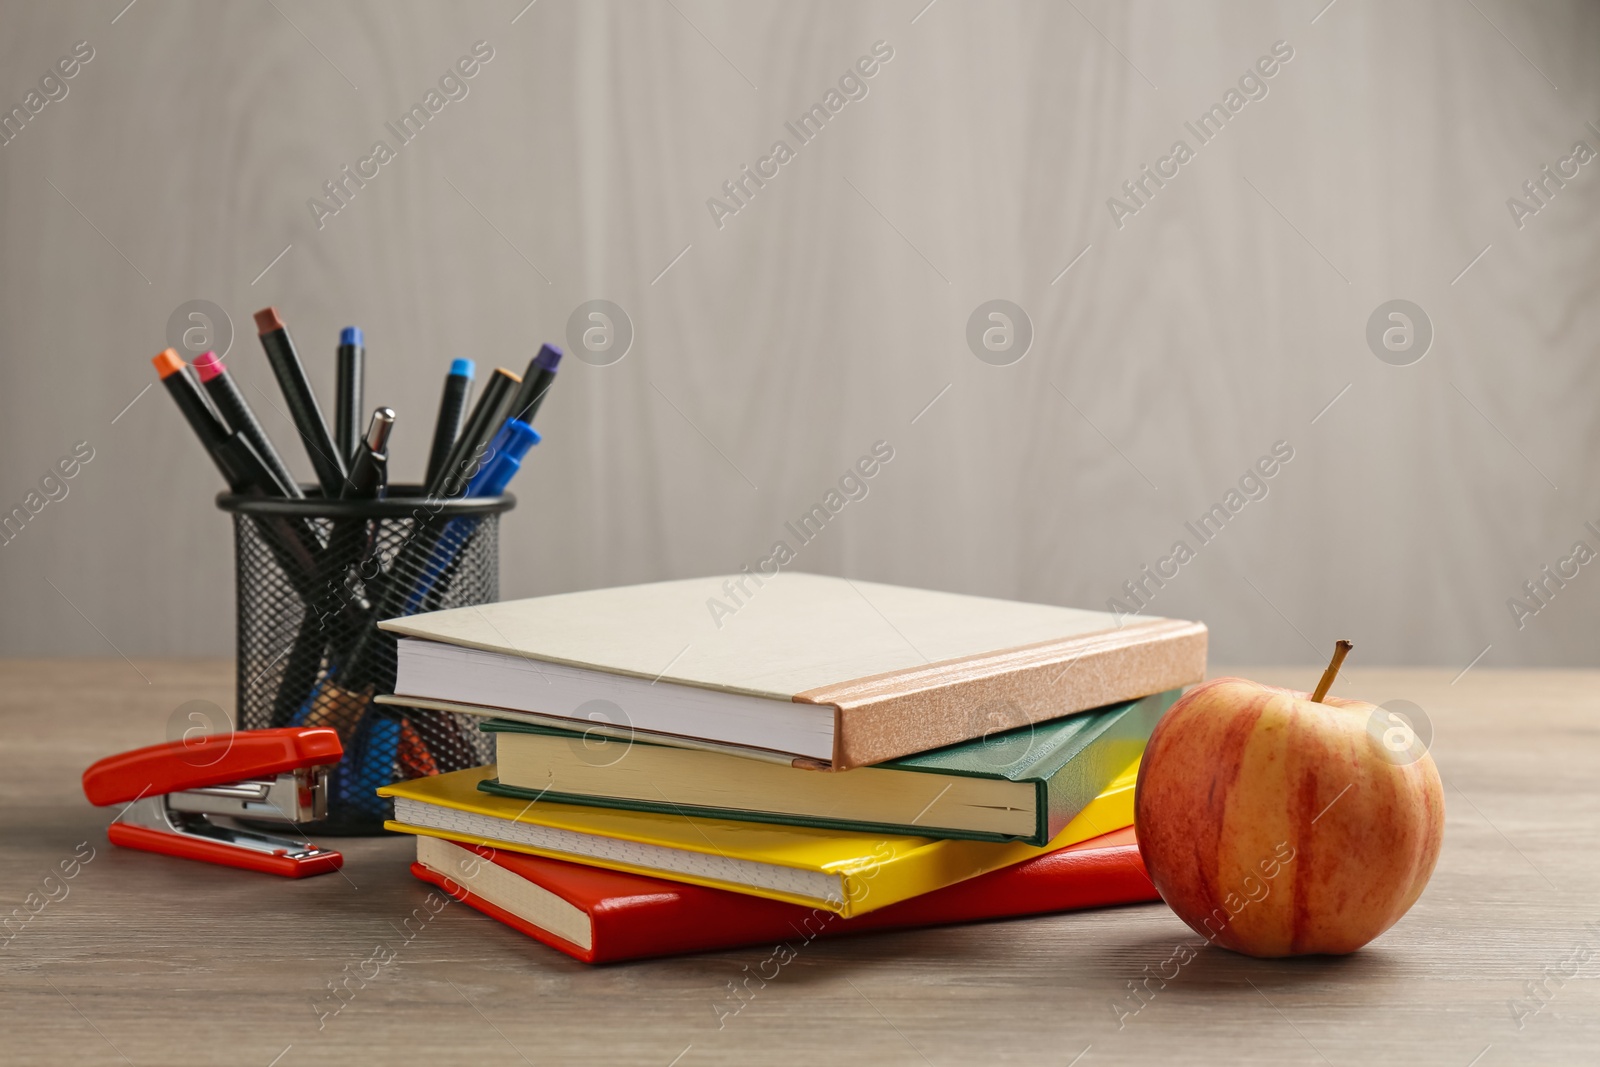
[488,418,540,463]
[340,326,363,347]
[363,407,396,453]
[465,419,539,496]
[152,348,190,378]
[193,350,226,383]
[449,358,475,378]
[254,306,286,333]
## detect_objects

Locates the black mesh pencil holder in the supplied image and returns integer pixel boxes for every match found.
[218,486,516,834]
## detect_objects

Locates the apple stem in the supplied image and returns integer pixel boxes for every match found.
[1310,640,1353,703]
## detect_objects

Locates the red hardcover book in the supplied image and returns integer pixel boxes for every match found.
[411,826,1157,964]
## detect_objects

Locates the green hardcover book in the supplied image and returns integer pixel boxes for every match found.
[477,689,1178,846]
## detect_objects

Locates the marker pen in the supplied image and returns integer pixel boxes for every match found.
[152,349,239,488]
[424,359,475,487]
[193,350,303,499]
[154,350,329,622]
[426,366,519,498]
[506,343,562,426]
[406,419,540,616]
[335,326,365,464]
[254,306,347,497]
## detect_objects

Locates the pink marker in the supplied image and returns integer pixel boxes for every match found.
[193,350,302,498]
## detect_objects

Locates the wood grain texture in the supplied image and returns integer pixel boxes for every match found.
[1,659,1597,1065]
[1,1,1599,668]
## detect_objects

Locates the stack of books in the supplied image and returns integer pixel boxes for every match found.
[375,574,1207,963]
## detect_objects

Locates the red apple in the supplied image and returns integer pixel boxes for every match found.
[1134,644,1444,956]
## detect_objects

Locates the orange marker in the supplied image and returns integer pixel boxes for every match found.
[152,347,187,379]
[152,348,245,487]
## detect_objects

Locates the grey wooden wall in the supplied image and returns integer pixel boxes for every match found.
[1,0,1596,668]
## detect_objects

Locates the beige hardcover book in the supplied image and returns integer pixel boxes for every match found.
[381,573,1206,769]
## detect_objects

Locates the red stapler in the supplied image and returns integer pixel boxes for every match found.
[82,727,345,878]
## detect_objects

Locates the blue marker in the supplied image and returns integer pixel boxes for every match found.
[335,326,365,463]
[405,419,540,613]
[424,358,477,487]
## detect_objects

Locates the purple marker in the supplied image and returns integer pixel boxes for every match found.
[507,343,562,426]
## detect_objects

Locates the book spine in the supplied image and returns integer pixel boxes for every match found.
[414,832,1159,964]
[1035,689,1178,843]
[803,620,1208,769]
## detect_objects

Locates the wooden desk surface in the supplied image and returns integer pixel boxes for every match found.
[1,661,1596,1066]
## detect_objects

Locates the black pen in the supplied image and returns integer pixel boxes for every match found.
[193,350,303,498]
[326,407,392,635]
[216,433,298,500]
[152,349,244,490]
[336,327,365,464]
[348,373,515,691]
[254,306,347,497]
[506,344,562,426]
[425,359,475,487]
[153,348,326,585]
[426,366,519,498]
[342,407,393,500]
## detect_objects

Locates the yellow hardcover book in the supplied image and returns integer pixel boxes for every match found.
[378,758,1140,918]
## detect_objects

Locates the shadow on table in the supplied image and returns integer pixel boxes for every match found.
[1078,927,1409,993]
